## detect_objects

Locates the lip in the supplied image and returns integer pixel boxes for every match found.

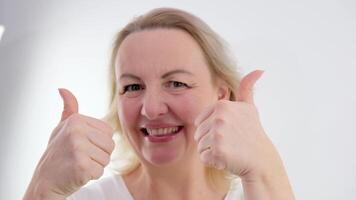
[145,126,183,143]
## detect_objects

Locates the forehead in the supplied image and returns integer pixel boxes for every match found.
[116,28,209,77]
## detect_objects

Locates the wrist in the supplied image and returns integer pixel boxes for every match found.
[24,175,65,200]
[241,161,294,200]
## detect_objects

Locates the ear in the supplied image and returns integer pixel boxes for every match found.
[216,80,230,100]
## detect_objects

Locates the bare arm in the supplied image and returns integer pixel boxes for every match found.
[241,151,294,200]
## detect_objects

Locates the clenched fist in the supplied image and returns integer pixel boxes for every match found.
[194,70,294,199]
[24,89,115,200]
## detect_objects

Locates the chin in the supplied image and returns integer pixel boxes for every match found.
[143,147,184,167]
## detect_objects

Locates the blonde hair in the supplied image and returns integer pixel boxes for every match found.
[103,7,241,191]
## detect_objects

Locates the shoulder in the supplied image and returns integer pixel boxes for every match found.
[67,174,133,200]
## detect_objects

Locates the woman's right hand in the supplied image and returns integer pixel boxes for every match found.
[24,88,115,200]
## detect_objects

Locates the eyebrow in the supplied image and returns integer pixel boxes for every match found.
[119,69,194,81]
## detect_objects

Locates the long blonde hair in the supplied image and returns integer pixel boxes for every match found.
[103,7,241,191]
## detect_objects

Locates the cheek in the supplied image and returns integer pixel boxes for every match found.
[172,91,217,125]
[172,98,196,125]
[117,98,141,127]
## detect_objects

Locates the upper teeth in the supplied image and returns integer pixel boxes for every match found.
[146,127,179,136]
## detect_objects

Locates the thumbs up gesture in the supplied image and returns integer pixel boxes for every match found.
[24,89,115,199]
[194,70,283,178]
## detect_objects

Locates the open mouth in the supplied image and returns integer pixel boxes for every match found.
[140,126,183,137]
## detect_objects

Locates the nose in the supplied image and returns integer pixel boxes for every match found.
[140,89,168,120]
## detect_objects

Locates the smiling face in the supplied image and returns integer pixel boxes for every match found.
[115,28,224,167]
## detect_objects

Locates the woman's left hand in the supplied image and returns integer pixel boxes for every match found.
[194,70,281,178]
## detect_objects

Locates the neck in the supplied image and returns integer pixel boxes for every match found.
[123,153,228,200]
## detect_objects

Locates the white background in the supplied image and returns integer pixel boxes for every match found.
[1,0,355,199]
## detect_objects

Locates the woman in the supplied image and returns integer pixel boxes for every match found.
[24,8,294,200]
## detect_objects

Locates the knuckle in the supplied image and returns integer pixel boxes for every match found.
[214,117,225,127]
[75,172,91,186]
[72,149,82,161]
[75,156,90,172]
[67,124,82,137]
[68,134,82,150]
[73,158,91,185]
[212,131,223,142]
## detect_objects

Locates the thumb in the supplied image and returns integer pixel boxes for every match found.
[58,88,79,122]
[236,70,264,104]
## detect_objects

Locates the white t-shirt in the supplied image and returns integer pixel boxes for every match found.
[67,175,244,200]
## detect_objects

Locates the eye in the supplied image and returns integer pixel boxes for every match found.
[166,81,190,89]
[122,84,144,93]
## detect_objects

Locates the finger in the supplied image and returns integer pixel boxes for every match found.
[194,103,215,127]
[199,147,213,166]
[58,88,79,122]
[236,70,264,104]
[194,117,213,142]
[200,150,226,170]
[198,135,226,170]
[82,115,114,137]
[87,131,115,155]
[89,158,105,180]
[86,142,111,167]
[197,131,214,154]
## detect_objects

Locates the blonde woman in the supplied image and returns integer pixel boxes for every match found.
[24,8,294,200]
